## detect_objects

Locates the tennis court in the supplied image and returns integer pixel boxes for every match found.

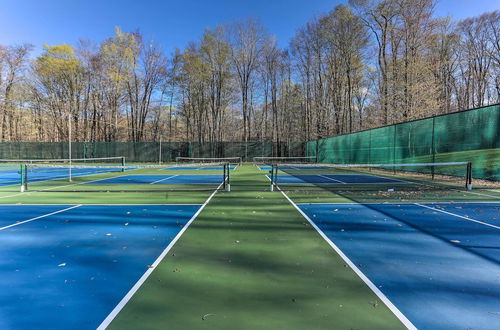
[0,204,203,329]
[257,164,324,171]
[267,173,408,184]
[166,165,238,170]
[0,157,127,187]
[295,201,500,329]
[0,167,123,187]
[0,154,498,329]
[88,174,226,185]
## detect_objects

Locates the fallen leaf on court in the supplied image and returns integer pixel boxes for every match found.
[202,313,215,320]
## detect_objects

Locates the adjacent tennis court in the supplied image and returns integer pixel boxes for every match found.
[296,201,500,329]
[87,174,226,185]
[0,204,203,329]
[166,165,238,170]
[267,173,408,184]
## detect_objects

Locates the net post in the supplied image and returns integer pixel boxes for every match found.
[270,164,279,192]
[223,163,227,191]
[121,157,125,172]
[270,164,274,191]
[466,162,473,190]
[226,163,231,192]
[274,164,279,191]
[20,164,27,192]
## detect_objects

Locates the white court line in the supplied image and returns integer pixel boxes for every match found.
[297,201,500,205]
[414,203,500,230]
[318,174,346,184]
[149,175,178,184]
[464,190,500,199]
[0,205,82,231]
[277,187,417,330]
[97,180,225,329]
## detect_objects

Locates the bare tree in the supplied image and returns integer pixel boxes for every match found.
[0,44,32,140]
[229,19,265,142]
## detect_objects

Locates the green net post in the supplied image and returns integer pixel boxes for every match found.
[121,157,126,172]
[270,165,274,191]
[270,164,278,192]
[20,164,27,192]
[223,163,226,191]
[225,163,231,192]
[466,162,473,190]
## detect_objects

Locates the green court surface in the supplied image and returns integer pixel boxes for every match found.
[106,165,406,329]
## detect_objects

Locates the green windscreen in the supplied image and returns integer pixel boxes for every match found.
[0,141,307,163]
[307,104,500,181]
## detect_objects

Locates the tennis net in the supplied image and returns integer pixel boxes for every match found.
[176,157,242,165]
[19,162,231,193]
[253,156,317,165]
[0,156,125,167]
[269,162,479,192]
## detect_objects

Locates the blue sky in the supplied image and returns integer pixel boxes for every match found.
[0,0,498,55]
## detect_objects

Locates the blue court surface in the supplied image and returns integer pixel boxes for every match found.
[89,174,225,185]
[166,165,238,170]
[0,167,120,187]
[267,174,407,184]
[0,204,201,329]
[298,202,500,329]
